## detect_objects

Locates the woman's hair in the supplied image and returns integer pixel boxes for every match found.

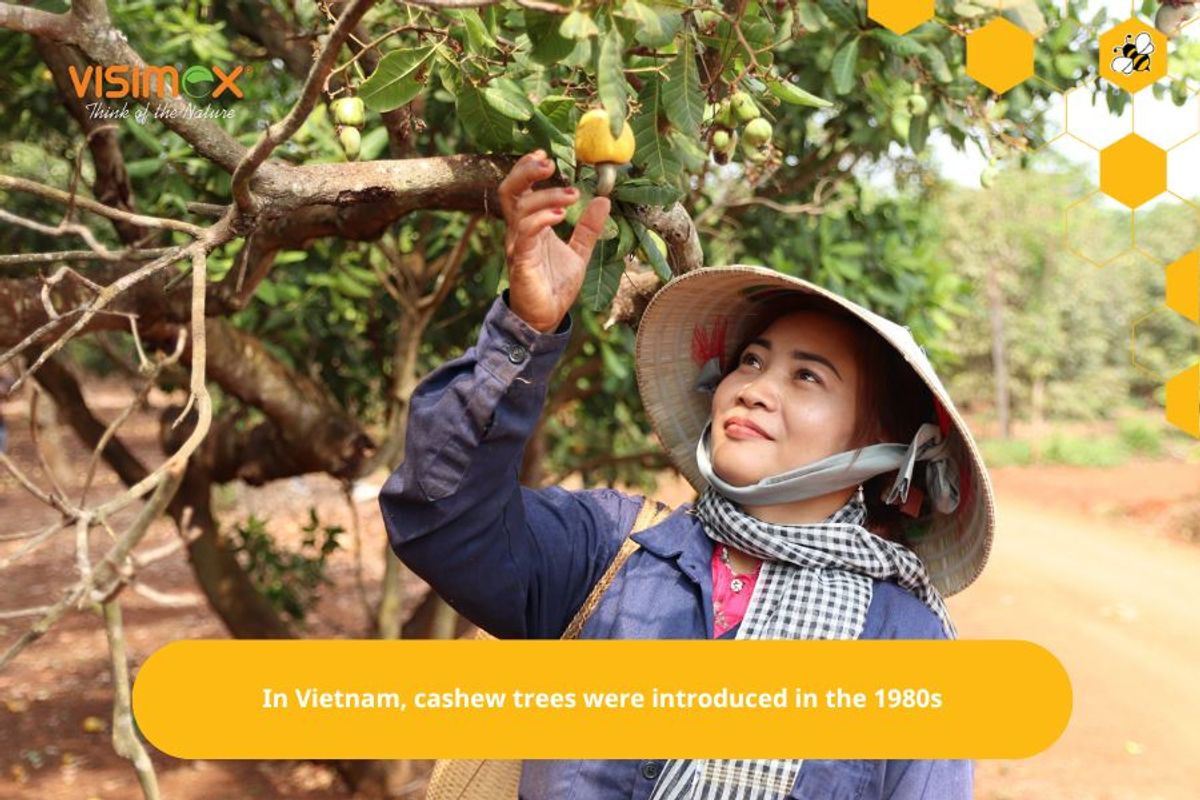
[721,292,935,542]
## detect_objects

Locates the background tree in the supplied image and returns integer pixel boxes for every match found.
[1,0,1176,796]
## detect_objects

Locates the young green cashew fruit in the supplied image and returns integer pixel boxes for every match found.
[742,117,773,147]
[731,91,761,122]
[332,96,366,128]
[715,98,735,128]
[338,125,362,161]
[906,92,929,116]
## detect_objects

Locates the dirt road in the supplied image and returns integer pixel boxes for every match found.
[948,468,1200,800]
[5,435,1200,798]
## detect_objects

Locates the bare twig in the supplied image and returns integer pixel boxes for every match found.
[28,386,71,504]
[0,519,72,571]
[417,214,480,312]
[0,605,55,620]
[0,248,173,268]
[78,329,186,506]
[342,482,376,625]
[402,0,571,12]
[0,450,75,516]
[0,463,184,671]
[100,599,162,799]
[0,244,191,388]
[0,207,112,255]
[128,581,202,608]
[231,0,379,212]
[0,175,204,237]
[0,3,78,41]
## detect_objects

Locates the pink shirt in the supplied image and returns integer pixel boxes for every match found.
[711,545,763,637]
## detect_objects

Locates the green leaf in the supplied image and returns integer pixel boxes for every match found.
[124,118,165,154]
[359,125,389,161]
[631,2,681,48]
[629,217,671,281]
[924,45,953,83]
[870,29,927,56]
[524,10,576,64]
[909,111,929,154]
[359,46,434,112]
[618,0,662,45]
[560,9,598,39]
[1003,1,1047,36]
[529,108,575,181]
[667,128,707,173]
[597,25,627,139]
[817,0,859,28]
[663,35,705,139]
[582,243,623,311]
[456,79,515,151]
[124,158,162,179]
[482,77,535,120]
[614,214,637,261]
[612,180,684,206]
[538,95,577,132]
[766,76,833,108]
[890,108,911,143]
[435,55,460,98]
[449,9,496,53]
[831,37,859,96]
[953,3,987,18]
[631,76,680,182]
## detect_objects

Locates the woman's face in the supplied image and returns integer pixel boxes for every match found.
[709,310,863,487]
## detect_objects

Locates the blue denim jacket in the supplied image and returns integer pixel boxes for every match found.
[379,291,973,800]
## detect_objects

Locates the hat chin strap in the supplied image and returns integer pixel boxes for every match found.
[694,419,960,513]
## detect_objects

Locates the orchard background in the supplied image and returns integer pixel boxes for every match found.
[2,1,1199,798]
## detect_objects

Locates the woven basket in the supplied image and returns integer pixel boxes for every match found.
[424,496,670,800]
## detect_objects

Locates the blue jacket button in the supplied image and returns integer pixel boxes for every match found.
[507,344,528,364]
[640,761,662,780]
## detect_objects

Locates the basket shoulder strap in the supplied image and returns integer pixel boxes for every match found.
[561,497,671,640]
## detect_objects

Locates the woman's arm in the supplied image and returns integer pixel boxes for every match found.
[378,288,643,640]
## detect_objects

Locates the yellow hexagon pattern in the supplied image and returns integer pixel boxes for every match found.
[1099,134,1167,209]
[867,0,934,36]
[869,5,1199,436]
[1166,364,1200,438]
[1098,18,1167,94]
[1165,251,1200,324]
[966,18,1035,95]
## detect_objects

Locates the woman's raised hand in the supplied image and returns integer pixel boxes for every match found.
[500,149,611,333]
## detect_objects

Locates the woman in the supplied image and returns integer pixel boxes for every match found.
[379,149,994,799]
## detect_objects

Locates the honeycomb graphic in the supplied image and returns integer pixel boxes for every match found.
[1166,364,1199,437]
[1166,251,1200,324]
[867,0,934,36]
[966,18,1036,95]
[1100,134,1168,209]
[1099,18,1168,95]
[870,4,1199,436]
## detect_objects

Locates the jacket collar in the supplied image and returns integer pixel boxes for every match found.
[630,503,714,585]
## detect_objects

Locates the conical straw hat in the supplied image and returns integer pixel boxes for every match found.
[634,265,995,596]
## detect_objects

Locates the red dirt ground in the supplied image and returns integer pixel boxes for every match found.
[3,385,1199,799]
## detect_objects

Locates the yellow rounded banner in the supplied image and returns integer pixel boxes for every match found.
[133,639,1070,759]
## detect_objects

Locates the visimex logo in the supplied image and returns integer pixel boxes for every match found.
[67,64,245,100]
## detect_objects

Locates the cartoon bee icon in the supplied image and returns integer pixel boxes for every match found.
[1110,32,1155,75]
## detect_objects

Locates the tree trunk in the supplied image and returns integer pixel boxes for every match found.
[173,465,295,639]
[985,260,1011,439]
[1030,374,1046,462]
[376,311,426,640]
[32,356,294,639]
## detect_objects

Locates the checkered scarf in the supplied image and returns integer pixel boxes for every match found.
[646,485,955,800]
